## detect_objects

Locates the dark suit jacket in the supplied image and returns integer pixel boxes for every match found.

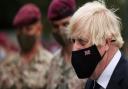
[85,55,128,89]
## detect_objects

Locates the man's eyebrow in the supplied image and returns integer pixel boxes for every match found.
[78,37,88,41]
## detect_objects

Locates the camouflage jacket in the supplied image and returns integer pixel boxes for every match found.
[0,46,53,89]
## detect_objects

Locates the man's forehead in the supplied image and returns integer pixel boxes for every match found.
[71,29,90,39]
[71,34,90,42]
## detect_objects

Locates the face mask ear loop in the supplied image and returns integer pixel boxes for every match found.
[102,39,111,60]
[101,51,106,59]
[102,40,111,70]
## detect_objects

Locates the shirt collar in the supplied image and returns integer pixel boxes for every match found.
[97,50,121,89]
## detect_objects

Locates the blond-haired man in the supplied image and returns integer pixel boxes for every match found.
[69,1,128,89]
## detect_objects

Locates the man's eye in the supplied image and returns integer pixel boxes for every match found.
[26,27,32,31]
[71,39,75,43]
[78,39,88,46]
[63,22,69,27]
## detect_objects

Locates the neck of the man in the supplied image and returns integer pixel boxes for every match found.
[61,43,72,62]
[21,41,40,64]
[90,45,119,80]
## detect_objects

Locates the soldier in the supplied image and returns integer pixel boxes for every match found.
[0,33,19,88]
[0,32,11,62]
[0,3,53,89]
[0,32,19,65]
[47,0,85,89]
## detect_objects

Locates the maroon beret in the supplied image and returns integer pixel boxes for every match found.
[13,3,41,28]
[47,0,76,21]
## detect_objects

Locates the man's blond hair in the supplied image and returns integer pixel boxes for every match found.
[68,1,124,48]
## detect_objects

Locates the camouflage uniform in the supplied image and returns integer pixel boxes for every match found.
[0,51,19,89]
[0,46,53,89]
[47,49,85,89]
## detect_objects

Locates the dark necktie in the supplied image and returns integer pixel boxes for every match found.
[93,81,101,89]
[90,80,104,89]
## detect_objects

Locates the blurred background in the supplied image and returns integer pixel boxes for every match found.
[0,0,128,55]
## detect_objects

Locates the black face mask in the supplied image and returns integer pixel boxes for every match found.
[71,45,104,79]
[17,34,36,53]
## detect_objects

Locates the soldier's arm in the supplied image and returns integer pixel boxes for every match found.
[68,75,86,89]
[46,57,60,89]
